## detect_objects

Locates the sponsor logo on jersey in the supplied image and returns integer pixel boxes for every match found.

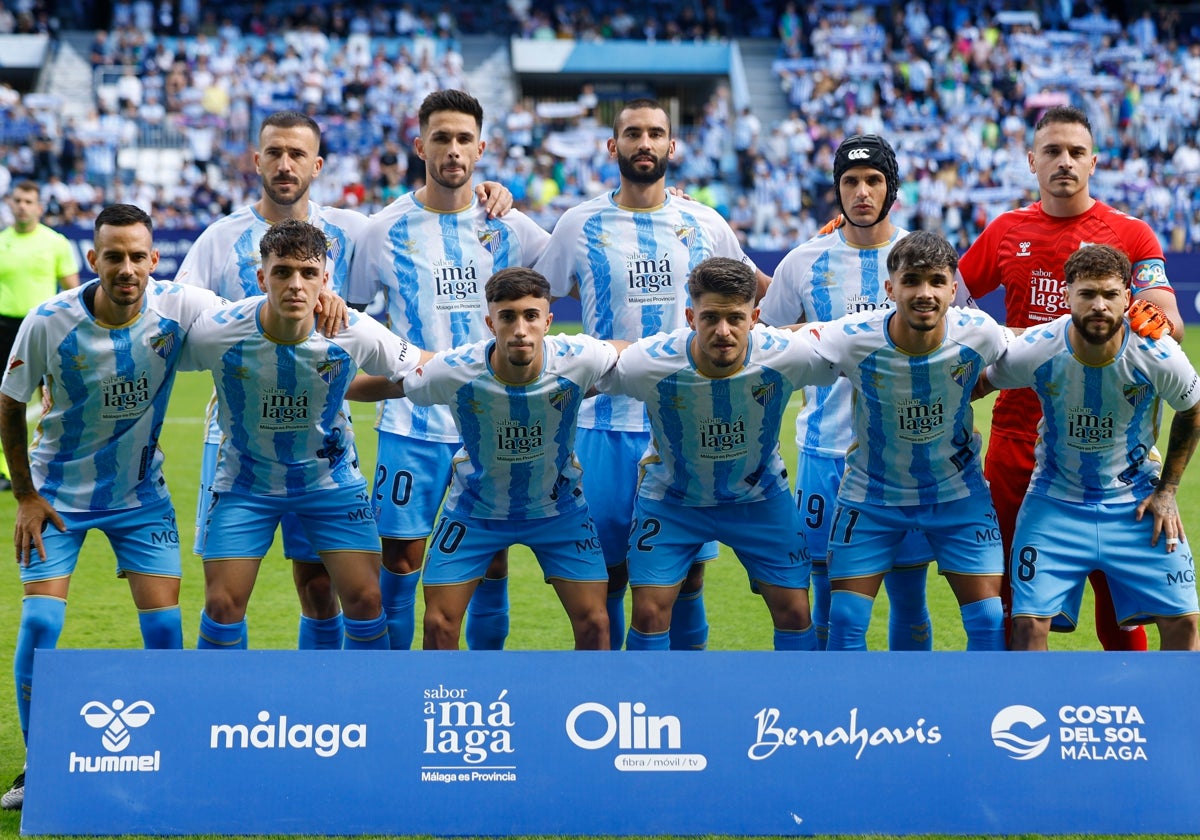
[69,699,161,774]
[566,700,707,772]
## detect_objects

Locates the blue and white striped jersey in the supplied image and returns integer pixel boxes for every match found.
[180,298,421,496]
[175,201,365,300]
[600,325,836,506]
[0,280,222,512]
[758,227,906,457]
[404,333,617,520]
[986,316,1200,504]
[346,193,550,442]
[810,307,1011,506]
[536,191,755,433]
[175,200,368,444]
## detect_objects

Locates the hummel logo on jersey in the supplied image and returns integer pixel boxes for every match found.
[847,148,871,160]
[81,699,156,753]
[1016,241,1032,257]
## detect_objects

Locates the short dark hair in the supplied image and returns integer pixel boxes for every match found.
[613,98,670,138]
[259,219,326,264]
[95,203,153,236]
[1064,244,1132,289]
[886,230,958,275]
[687,257,755,303]
[485,266,550,303]
[259,110,322,141]
[419,89,484,133]
[1033,105,1091,137]
[11,180,39,196]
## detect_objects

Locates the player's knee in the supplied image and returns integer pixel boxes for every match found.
[337,586,382,621]
[1157,615,1200,651]
[1009,617,1047,650]
[294,566,338,615]
[629,596,671,634]
[422,607,462,649]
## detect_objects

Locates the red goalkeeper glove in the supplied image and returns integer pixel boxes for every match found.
[1128,298,1174,340]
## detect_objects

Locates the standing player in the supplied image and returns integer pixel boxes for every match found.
[352,268,618,649]
[812,232,1009,651]
[536,98,769,650]
[181,220,426,651]
[600,257,836,650]
[0,204,220,810]
[958,105,1186,651]
[981,245,1200,650]
[347,90,549,651]
[175,110,363,649]
[0,181,80,489]
[758,134,934,651]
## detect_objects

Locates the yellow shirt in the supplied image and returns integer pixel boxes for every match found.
[0,223,78,317]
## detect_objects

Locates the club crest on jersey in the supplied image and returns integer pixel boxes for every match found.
[752,381,777,407]
[317,359,344,385]
[949,360,976,388]
[150,331,177,360]
[549,387,572,413]
[1123,383,1152,408]
[477,228,502,255]
[674,224,697,248]
[325,234,342,263]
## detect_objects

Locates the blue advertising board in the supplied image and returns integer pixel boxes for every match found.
[21,650,1200,835]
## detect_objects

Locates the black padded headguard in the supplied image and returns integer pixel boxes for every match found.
[832,134,900,228]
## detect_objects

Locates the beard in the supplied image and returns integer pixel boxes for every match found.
[262,177,306,206]
[617,150,669,184]
[1073,312,1123,345]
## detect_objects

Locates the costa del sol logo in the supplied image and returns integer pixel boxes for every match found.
[71,699,161,774]
[990,705,1050,760]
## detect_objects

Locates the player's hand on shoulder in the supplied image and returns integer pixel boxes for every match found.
[1128,298,1174,340]
[477,181,514,218]
[315,289,350,337]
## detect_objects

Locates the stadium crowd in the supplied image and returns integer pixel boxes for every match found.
[2,2,1200,251]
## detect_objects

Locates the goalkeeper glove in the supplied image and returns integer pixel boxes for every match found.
[1128,298,1174,340]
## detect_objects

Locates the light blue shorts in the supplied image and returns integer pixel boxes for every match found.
[194,441,319,562]
[576,427,718,568]
[628,492,810,590]
[827,492,1003,581]
[422,506,608,586]
[1011,493,1199,629]
[22,496,181,584]
[203,485,380,561]
[796,452,934,573]
[372,432,457,539]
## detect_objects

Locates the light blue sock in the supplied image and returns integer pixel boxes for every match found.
[197,611,247,650]
[669,585,709,650]
[465,576,509,650]
[343,612,389,650]
[810,566,831,650]
[884,567,933,651]
[299,613,344,650]
[137,606,183,649]
[380,568,420,650]
[960,597,1005,651]
[625,627,670,650]
[607,586,627,650]
[773,625,817,651]
[15,596,66,741]
[827,590,875,651]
